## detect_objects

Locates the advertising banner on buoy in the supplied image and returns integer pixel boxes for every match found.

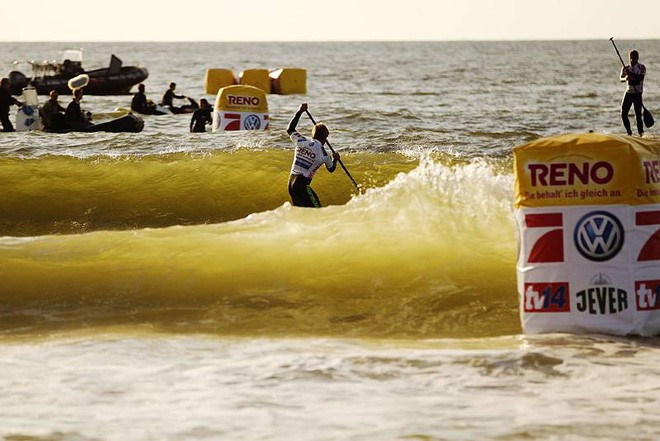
[514,133,660,336]
[15,87,42,131]
[212,85,269,132]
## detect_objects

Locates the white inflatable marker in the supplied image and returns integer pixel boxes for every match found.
[513,133,660,336]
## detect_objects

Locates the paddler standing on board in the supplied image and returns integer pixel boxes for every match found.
[620,49,646,136]
[286,103,340,207]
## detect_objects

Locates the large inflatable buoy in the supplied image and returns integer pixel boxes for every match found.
[205,69,236,95]
[67,73,89,90]
[513,133,660,336]
[238,69,271,94]
[270,68,307,95]
[212,85,268,132]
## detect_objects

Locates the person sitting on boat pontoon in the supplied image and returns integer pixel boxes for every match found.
[160,82,185,107]
[41,90,66,131]
[131,84,157,114]
[65,88,92,129]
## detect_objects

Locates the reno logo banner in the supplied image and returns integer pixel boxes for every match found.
[514,133,660,336]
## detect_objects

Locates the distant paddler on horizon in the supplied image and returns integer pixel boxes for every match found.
[286,102,341,207]
[610,38,654,135]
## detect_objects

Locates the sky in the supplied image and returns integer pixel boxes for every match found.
[3,0,660,42]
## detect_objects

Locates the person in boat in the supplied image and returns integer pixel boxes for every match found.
[620,49,646,136]
[65,88,92,130]
[286,102,340,208]
[41,90,67,132]
[131,84,157,114]
[160,82,186,107]
[61,59,83,77]
[190,98,212,132]
[0,77,24,132]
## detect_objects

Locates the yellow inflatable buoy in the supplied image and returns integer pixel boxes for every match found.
[270,68,307,94]
[205,69,236,95]
[238,69,271,94]
[212,85,269,131]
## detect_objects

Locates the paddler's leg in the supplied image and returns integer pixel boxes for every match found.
[621,93,634,135]
[632,94,644,136]
[306,185,322,208]
[289,174,316,207]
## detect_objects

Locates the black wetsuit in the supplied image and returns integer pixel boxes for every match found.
[620,63,646,136]
[65,99,90,129]
[288,174,321,207]
[0,87,20,132]
[161,89,184,107]
[131,92,148,113]
[41,99,66,131]
[190,107,212,132]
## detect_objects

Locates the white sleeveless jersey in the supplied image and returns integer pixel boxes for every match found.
[289,131,334,179]
[624,63,646,93]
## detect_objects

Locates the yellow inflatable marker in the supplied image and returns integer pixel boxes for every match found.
[238,69,271,94]
[212,85,269,131]
[205,69,236,95]
[514,133,660,336]
[270,68,307,95]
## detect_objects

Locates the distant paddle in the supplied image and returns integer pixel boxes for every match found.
[610,37,654,128]
[305,109,361,193]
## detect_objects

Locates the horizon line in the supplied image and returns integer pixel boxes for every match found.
[2,37,660,44]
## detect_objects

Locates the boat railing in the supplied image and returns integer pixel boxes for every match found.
[11,59,84,78]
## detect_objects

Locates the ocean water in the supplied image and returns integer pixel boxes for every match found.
[1,41,659,440]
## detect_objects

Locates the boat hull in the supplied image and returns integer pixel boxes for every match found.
[48,114,145,133]
[9,66,149,96]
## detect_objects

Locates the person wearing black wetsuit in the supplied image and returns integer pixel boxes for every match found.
[161,82,185,107]
[131,83,156,114]
[190,98,212,132]
[41,90,66,131]
[65,88,92,130]
[0,77,23,132]
[286,102,340,207]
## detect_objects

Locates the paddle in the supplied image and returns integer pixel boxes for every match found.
[610,37,654,128]
[305,109,361,193]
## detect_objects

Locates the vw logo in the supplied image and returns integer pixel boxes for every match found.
[244,114,261,130]
[573,211,624,262]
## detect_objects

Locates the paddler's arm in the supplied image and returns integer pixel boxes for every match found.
[287,102,307,135]
[325,151,340,173]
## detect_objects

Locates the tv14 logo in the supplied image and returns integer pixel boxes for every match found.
[524,282,570,312]
[636,280,660,311]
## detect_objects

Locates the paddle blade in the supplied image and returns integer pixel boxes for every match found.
[643,107,655,128]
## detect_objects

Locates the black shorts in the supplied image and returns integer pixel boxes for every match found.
[288,174,321,208]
